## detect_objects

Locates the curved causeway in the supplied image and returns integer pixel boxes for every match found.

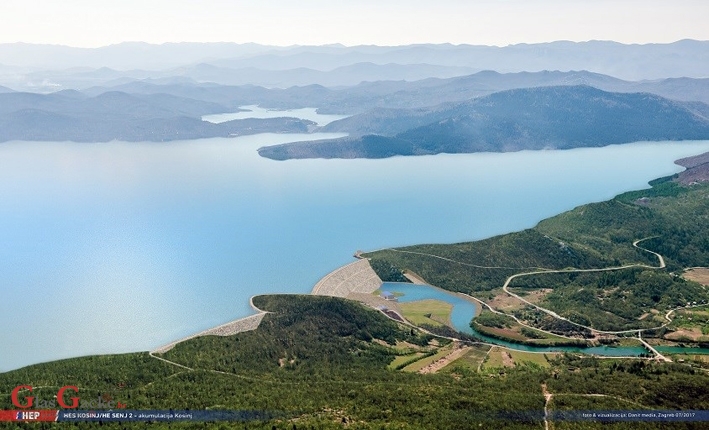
[311,258,382,297]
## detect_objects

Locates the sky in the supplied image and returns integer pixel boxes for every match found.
[1,0,708,47]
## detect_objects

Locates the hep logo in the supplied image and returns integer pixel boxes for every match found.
[11,385,79,409]
[16,411,41,420]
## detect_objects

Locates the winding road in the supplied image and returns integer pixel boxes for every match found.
[500,237,666,336]
[382,237,689,361]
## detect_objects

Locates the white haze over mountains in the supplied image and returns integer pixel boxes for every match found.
[2,1,708,47]
[0,40,708,93]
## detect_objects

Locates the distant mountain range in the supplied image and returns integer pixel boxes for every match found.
[1,40,708,92]
[0,91,314,142]
[2,69,709,145]
[257,86,709,160]
[7,62,480,93]
[1,41,708,147]
[81,70,709,113]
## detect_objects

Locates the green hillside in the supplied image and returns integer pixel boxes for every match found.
[3,295,709,429]
[1,295,546,429]
[365,178,709,334]
[3,170,709,428]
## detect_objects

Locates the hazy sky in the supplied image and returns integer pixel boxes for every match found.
[1,0,708,47]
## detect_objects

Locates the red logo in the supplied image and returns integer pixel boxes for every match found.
[11,385,79,409]
[57,386,79,409]
[10,386,34,409]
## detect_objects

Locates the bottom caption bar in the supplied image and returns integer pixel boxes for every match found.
[2,409,709,423]
[0,410,277,422]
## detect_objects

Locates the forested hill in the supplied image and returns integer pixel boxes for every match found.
[2,294,709,428]
[257,86,709,160]
[365,167,709,292]
[364,159,709,333]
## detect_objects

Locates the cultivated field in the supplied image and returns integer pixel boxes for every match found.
[481,346,558,370]
[683,268,709,286]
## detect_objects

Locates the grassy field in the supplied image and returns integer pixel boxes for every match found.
[473,322,529,342]
[390,340,426,352]
[399,299,453,327]
[666,305,709,341]
[401,343,456,372]
[615,337,644,347]
[388,352,425,369]
[483,346,515,368]
[482,347,557,370]
[472,309,587,346]
[440,344,492,372]
[507,350,558,368]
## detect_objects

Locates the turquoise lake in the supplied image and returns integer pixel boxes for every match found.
[3,108,709,371]
[382,282,482,333]
[384,282,650,356]
[202,105,349,126]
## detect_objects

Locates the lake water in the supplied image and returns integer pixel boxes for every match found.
[202,105,349,126]
[384,282,649,356]
[383,282,482,332]
[3,108,709,371]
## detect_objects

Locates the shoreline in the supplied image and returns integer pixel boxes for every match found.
[148,150,709,360]
[151,258,384,354]
[150,297,268,354]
